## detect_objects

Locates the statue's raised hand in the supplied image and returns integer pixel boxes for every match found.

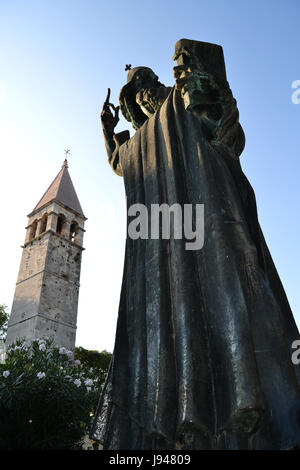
[101,88,120,136]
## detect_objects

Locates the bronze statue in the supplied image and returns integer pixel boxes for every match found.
[91,39,300,450]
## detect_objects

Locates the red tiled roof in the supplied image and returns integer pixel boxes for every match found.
[32,160,85,217]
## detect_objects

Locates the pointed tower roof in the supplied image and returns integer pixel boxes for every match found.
[30,160,85,218]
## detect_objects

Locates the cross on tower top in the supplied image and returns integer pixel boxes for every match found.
[63,149,70,168]
[64,148,70,158]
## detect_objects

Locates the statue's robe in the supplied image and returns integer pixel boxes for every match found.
[91,87,300,450]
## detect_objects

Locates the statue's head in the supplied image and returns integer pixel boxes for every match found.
[125,67,159,90]
[119,66,164,130]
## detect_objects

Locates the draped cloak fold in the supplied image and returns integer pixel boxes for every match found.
[91,87,300,450]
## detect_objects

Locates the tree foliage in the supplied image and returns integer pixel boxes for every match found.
[0,304,9,340]
[74,346,112,384]
[0,338,109,449]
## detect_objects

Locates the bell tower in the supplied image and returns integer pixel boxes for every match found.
[6,159,87,349]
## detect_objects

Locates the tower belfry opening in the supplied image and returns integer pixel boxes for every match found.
[6,159,87,349]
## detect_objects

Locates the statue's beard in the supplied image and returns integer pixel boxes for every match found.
[136,85,170,118]
[120,82,172,130]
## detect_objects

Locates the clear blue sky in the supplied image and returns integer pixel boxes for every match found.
[0,0,299,351]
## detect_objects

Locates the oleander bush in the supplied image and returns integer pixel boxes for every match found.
[0,338,109,449]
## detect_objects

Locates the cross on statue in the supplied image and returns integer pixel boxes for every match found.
[125,64,132,71]
[64,148,70,158]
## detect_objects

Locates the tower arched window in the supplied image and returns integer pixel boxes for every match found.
[29,220,38,240]
[40,213,48,234]
[56,214,66,235]
[69,221,79,243]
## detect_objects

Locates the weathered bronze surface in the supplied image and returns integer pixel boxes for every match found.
[91,39,300,449]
